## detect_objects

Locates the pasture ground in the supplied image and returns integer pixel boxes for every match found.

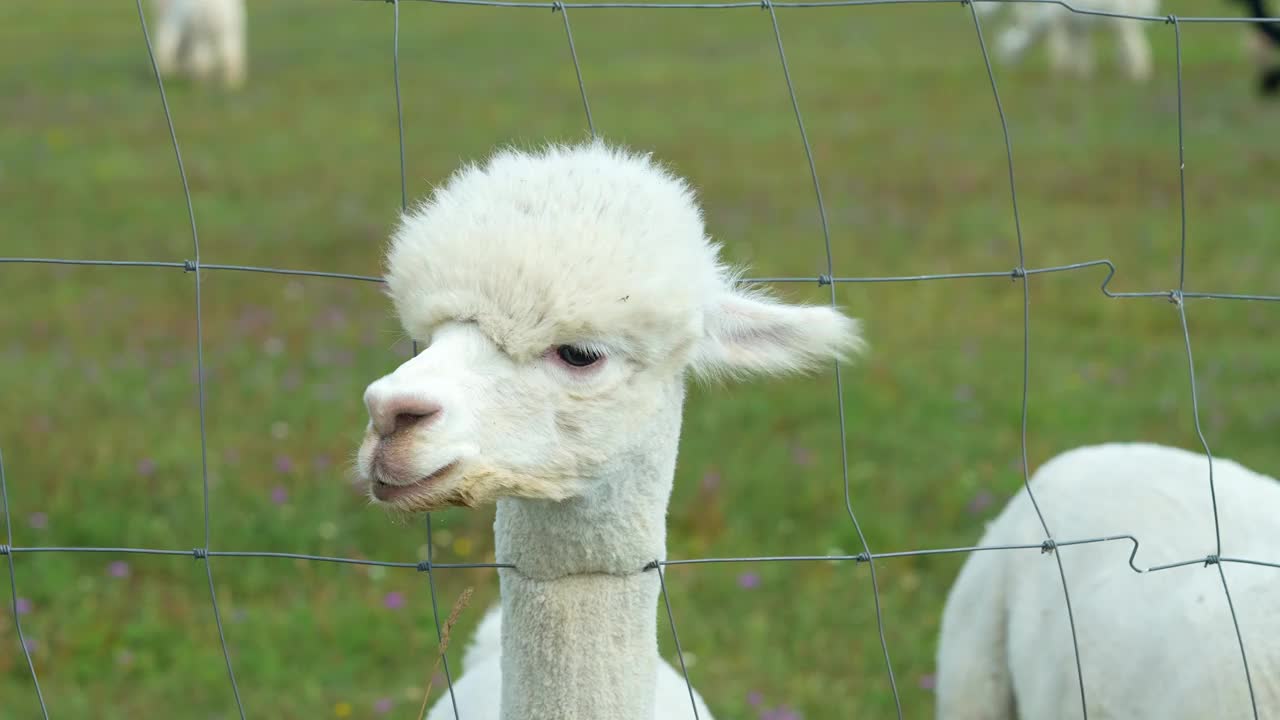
[2,1,1278,718]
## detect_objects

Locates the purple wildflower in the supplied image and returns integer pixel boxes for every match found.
[789,444,815,467]
[747,691,763,707]
[323,306,348,330]
[108,561,130,579]
[14,597,31,615]
[384,591,406,610]
[28,512,47,529]
[270,486,288,505]
[737,572,761,590]
[966,489,994,515]
[374,698,393,714]
[137,458,156,477]
[919,673,937,690]
[274,455,294,474]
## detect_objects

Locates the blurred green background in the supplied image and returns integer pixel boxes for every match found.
[2,1,1278,718]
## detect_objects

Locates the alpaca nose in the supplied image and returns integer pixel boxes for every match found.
[365,388,442,438]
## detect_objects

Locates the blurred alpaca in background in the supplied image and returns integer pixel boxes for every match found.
[152,0,247,89]
[973,0,1159,82]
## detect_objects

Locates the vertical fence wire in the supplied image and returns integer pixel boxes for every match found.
[133,1,247,717]
[1165,15,1259,718]
[761,2,903,716]
[654,561,702,719]
[388,2,463,716]
[0,450,48,718]
[964,2,1090,716]
[543,5,703,714]
[555,2,597,136]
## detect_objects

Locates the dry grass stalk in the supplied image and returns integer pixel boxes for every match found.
[418,586,475,720]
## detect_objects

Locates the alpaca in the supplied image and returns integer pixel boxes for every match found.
[973,1,1158,82]
[935,443,1280,719]
[151,0,247,89]
[355,141,863,720]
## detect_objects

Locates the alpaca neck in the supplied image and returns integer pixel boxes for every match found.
[492,382,684,720]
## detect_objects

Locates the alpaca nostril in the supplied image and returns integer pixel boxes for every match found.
[392,410,436,434]
[371,397,441,438]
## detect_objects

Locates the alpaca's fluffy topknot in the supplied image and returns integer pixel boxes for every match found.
[385,140,732,368]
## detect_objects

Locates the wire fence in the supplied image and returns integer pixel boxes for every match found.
[3,0,1280,718]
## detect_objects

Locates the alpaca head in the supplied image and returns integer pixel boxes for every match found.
[356,141,863,514]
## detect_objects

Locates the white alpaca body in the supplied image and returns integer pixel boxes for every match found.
[151,0,247,89]
[359,142,861,720]
[974,0,1158,81]
[936,443,1280,719]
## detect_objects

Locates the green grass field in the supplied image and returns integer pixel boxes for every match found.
[2,1,1278,718]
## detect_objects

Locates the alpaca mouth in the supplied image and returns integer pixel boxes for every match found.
[372,462,459,502]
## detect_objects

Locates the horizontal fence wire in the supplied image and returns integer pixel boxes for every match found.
[1,0,1278,718]
[356,0,1280,20]
[3,256,1279,301]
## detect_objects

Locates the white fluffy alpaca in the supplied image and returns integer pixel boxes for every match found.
[356,141,863,720]
[973,1,1158,81]
[151,0,247,89]
[936,443,1280,719]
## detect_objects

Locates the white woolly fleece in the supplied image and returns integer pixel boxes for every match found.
[434,603,714,720]
[935,443,1280,720]
[386,141,721,371]
[384,140,861,379]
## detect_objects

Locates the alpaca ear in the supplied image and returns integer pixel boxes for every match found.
[690,289,864,381]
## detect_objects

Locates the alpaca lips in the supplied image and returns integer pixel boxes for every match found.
[371,462,456,502]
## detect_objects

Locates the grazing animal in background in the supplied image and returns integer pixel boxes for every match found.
[151,0,247,89]
[973,0,1159,82]
[1230,0,1280,95]
[935,443,1280,720]
[355,140,865,720]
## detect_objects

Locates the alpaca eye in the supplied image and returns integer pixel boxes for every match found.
[556,345,602,368]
